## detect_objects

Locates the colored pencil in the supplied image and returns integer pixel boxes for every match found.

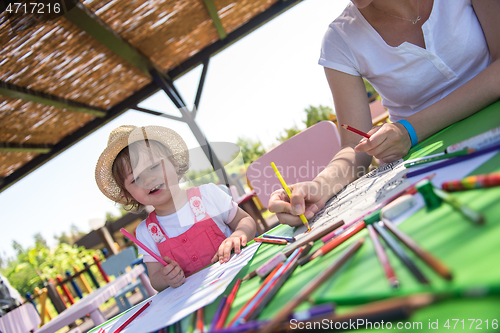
[279,293,435,332]
[263,234,296,242]
[186,312,196,333]
[173,321,182,333]
[209,295,227,332]
[210,303,335,333]
[404,148,474,168]
[254,237,287,245]
[372,223,429,285]
[283,220,345,257]
[226,264,283,328]
[310,221,366,261]
[406,142,500,178]
[113,300,152,333]
[321,174,436,242]
[197,307,205,333]
[366,225,399,289]
[381,218,452,280]
[261,238,365,333]
[120,228,168,266]
[270,162,311,231]
[433,188,485,225]
[215,279,242,330]
[244,252,302,322]
[245,244,311,322]
[242,270,257,281]
[442,172,500,192]
[341,124,371,138]
[231,249,302,326]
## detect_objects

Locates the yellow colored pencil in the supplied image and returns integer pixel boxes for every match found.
[271,162,311,231]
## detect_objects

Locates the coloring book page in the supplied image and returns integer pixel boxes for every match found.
[103,242,261,333]
[285,150,498,252]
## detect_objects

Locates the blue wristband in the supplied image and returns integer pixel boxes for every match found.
[397,119,418,147]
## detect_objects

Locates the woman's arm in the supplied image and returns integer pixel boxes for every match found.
[356,0,500,162]
[268,68,373,226]
[212,208,256,263]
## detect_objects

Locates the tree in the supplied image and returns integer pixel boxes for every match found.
[303,105,333,128]
[34,233,48,248]
[235,137,266,164]
[276,125,301,143]
[2,242,102,297]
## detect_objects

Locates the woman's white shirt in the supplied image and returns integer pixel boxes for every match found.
[319,0,490,122]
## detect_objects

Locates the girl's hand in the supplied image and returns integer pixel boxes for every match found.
[268,182,324,227]
[161,256,185,288]
[354,123,412,163]
[212,234,248,264]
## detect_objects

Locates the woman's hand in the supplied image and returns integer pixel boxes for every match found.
[268,181,329,227]
[161,256,185,288]
[354,122,412,163]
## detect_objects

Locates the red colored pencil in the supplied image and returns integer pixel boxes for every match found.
[341,124,371,138]
[367,225,399,289]
[254,237,287,245]
[113,300,152,333]
[215,278,242,329]
[310,221,365,261]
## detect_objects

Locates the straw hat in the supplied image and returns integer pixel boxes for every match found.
[95,125,189,204]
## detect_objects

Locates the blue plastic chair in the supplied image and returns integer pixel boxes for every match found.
[100,247,149,312]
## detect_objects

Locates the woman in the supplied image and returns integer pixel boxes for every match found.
[269,0,499,226]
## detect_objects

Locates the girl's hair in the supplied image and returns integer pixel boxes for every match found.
[112,140,189,212]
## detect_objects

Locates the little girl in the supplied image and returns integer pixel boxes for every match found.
[95,125,256,291]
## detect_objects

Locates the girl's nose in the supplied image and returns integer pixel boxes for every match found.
[142,174,156,188]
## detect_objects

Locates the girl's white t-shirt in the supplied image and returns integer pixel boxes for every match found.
[319,0,490,122]
[135,183,238,263]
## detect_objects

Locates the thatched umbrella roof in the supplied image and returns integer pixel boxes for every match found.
[0,0,300,192]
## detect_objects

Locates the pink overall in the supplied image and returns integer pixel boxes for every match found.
[145,187,227,276]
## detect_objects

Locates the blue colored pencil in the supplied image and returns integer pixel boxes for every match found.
[263,234,296,242]
[406,143,500,178]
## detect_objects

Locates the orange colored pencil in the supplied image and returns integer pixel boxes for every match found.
[113,300,152,333]
[254,238,288,245]
[310,221,365,261]
[197,307,205,333]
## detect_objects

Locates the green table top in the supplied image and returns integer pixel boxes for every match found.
[91,102,500,333]
[202,101,500,332]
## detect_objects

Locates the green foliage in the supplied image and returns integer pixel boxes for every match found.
[185,168,220,187]
[276,125,301,143]
[235,137,266,164]
[303,105,333,128]
[364,79,377,96]
[54,223,88,246]
[1,241,102,297]
[105,207,128,223]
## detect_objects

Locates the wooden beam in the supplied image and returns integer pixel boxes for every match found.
[0,81,106,117]
[0,142,52,153]
[203,0,227,40]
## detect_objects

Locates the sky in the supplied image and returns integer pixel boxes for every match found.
[0,0,351,260]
